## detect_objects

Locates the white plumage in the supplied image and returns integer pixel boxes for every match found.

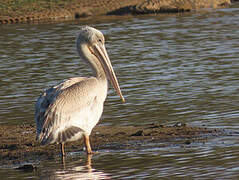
[35,26,124,156]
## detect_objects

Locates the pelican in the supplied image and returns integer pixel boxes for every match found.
[35,26,125,156]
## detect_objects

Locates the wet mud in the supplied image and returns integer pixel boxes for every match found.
[0,123,227,166]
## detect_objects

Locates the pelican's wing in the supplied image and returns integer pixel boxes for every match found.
[35,77,86,135]
[35,77,102,144]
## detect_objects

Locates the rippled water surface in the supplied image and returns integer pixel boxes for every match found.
[0,3,239,179]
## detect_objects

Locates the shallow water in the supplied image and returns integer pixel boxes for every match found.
[0,3,239,179]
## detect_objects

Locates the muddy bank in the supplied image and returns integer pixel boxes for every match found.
[0,0,231,24]
[0,123,228,166]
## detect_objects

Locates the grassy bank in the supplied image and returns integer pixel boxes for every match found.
[0,0,75,16]
[0,0,232,24]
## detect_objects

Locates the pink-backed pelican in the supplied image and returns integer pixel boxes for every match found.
[35,26,125,156]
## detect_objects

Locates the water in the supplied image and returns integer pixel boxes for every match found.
[0,3,239,179]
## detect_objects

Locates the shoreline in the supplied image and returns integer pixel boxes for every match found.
[0,0,232,24]
[0,123,228,166]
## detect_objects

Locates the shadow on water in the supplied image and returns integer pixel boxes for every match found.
[0,3,239,179]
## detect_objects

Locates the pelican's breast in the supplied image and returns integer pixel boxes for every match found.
[70,78,108,135]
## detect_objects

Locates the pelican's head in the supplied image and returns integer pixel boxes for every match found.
[76,26,125,103]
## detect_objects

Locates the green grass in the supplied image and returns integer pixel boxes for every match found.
[0,0,76,16]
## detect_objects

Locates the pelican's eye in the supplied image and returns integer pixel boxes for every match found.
[98,38,103,43]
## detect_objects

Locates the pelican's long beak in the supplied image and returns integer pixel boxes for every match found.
[90,43,125,103]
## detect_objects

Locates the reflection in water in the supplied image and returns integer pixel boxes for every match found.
[61,154,92,170]
[43,155,111,180]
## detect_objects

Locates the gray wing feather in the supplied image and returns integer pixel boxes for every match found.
[41,126,84,145]
[35,77,100,144]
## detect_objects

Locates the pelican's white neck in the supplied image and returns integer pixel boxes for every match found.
[77,44,107,80]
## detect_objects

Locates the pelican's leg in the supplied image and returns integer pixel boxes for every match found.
[60,142,65,157]
[86,154,92,172]
[84,135,93,154]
